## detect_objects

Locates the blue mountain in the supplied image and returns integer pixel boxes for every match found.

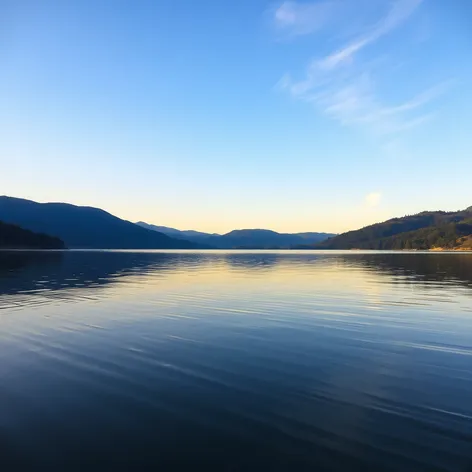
[0,197,198,249]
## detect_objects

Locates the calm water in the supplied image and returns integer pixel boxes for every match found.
[0,250,471,471]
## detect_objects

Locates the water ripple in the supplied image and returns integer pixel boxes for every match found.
[0,250,472,470]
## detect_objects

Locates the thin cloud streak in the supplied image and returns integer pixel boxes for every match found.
[319,0,423,69]
[273,1,336,36]
[375,80,455,117]
[273,0,449,136]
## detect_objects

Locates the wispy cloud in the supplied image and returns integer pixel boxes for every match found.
[318,0,423,70]
[274,0,449,136]
[273,1,336,36]
[314,77,448,134]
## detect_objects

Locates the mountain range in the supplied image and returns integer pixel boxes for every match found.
[311,207,472,250]
[1,196,470,251]
[0,196,333,249]
[0,197,198,249]
[137,222,335,249]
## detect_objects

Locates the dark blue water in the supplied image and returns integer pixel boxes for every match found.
[1,250,471,471]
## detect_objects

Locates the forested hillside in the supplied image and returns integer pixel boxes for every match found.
[0,221,65,249]
[315,208,472,250]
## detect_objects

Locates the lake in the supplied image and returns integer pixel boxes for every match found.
[0,250,471,471]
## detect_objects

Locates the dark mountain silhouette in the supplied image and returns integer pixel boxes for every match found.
[0,197,199,249]
[0,220,65,249]
[137,222,219,241]
[312,207,472,250]
[138,222,335,249]
[218,229,332,249]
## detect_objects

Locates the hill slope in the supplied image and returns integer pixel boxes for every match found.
[218,229,334,249]
[315,208,472,250]
[137,222,335,249]
[0,221,65,249]
[0,197,198,249]
[136,222,218,241]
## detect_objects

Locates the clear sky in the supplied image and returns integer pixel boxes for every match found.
[2,0,471,234]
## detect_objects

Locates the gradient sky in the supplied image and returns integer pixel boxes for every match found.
[2,0,471,234]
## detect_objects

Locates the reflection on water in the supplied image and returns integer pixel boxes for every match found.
[0,250,471,470]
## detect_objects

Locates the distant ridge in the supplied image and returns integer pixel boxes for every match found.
[137,222,218,240]
[0,197,199,249]
[137,222,335,249]
[312,207,472,250]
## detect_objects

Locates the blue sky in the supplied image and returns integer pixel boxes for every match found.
[2,0,471,233]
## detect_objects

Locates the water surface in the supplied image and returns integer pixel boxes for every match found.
[1,250,471,471]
